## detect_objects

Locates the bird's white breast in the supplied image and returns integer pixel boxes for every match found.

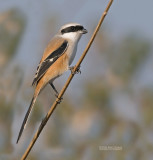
[59,32,82,66]
[68,43,77,65]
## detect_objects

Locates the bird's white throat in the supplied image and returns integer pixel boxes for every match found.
[61,32,82,42]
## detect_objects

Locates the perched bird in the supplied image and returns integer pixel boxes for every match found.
[16,23,87,143]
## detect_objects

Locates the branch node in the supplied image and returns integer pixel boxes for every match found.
[103,11,107,16]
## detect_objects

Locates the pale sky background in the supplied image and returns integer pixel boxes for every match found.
[1,0,153,56]
[0,0,153,94]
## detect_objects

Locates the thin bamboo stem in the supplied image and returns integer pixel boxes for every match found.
[21,0,113,159]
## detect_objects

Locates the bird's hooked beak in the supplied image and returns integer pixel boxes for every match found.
[82,28,88,34]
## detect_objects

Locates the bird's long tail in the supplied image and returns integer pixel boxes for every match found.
[16,94,38,144]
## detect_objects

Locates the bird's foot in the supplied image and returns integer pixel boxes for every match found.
[69,65,81,75]
[55,94,63,104]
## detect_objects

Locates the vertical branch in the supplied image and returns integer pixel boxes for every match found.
[21,0,113,159]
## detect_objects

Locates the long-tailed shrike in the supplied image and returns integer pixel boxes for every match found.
[16,23,87,143]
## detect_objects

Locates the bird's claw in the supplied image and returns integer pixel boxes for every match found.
[69,66,81,75]
[55,94,63,104]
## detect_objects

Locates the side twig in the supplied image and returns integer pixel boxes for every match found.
[21,0,113,159]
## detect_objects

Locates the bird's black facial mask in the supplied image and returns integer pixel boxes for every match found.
[61,25,84,34]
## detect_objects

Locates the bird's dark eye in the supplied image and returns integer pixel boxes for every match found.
[71,26,75,31]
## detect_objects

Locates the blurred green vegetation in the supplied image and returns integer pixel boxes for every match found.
[0,7,153,160]
[0,8,26,157]
[0,9,26,69]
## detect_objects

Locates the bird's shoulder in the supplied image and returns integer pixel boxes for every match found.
[40,36,68,63]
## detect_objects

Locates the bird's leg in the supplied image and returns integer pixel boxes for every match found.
[69,65,81,75]
[49,82,59,97]
[49,82,63,104]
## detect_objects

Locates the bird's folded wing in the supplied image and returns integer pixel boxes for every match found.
[32,40,68,86]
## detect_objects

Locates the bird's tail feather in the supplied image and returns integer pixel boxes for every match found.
[16,95,37,143]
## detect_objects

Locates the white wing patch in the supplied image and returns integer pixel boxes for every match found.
[49,58,53,62]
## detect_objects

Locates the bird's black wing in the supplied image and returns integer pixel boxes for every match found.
[32,40,68,86]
